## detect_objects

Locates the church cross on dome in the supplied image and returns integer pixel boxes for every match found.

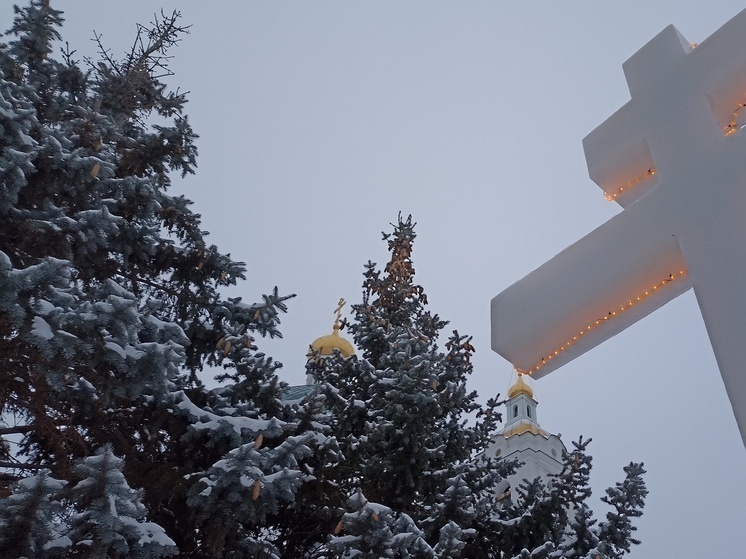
[491,11,746,447]
[333,298,346,330]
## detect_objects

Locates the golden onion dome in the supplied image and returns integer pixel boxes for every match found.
[308,298,355,359]
[309,325,355,358]
[507,374,534,399]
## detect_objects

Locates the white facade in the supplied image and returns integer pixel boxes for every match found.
[487,376,565,502]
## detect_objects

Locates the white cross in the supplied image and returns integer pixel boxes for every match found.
[491,11,746,447]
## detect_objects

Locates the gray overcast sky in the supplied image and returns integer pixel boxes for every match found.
[9,1,746,556]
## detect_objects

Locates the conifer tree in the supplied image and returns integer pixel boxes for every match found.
[0,470,67,558]
[65,446,176,558]
[495,437,648,559]
[494,476,563,556]
[308,215,505,556]
[549,437,599,559]
[0,3,311,557]
[328,489,433,559]
[596,462,648,559]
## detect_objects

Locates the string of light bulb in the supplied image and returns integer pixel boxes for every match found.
[605,97,746,200]
[723,102,746,136]
[515,269,688,376]
[603,168,657,201]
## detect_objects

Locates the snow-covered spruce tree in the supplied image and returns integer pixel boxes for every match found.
[0,470,67,558]
[550,438,647,559]
[493,477,556,556]
[307,215,507,556]
[184,407,342,558]
[595,462,648,559]
[495,437,647,559]
[328,489,433,559]
[549,436,599,559]
[0,3,327,557]
[65,445,176,558]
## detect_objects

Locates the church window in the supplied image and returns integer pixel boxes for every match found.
[513,404,518,418]
[527,406,532,418]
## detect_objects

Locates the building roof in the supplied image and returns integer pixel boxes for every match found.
[281,384,316,402]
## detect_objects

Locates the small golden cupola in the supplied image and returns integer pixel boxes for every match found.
[507,373,534,399]
[308,298,355,360]
[501,373,548,438]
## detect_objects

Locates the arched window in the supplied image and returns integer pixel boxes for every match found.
[527,406,532,418]
[513,404,518,418]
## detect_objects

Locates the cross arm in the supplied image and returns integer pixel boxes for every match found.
[583,102,657,209]
[491,200,691,378]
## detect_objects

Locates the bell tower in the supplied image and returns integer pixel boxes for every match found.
[488,373,566,504]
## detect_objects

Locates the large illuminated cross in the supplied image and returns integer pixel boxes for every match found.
[491,11,746,447]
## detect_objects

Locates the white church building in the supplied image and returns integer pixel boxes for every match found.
[486,374,566,503]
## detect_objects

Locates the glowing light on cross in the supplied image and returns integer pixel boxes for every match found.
[491,12,746,447]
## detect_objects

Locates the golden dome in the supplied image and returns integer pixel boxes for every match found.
[507,374,534,399]
[309,325,355,358]
[308,298,355,359]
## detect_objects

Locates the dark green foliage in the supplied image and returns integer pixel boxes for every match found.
[308,215,508,557]
[550,437,599,558]
[596,462,648,559]
[328,490,433,558]
[493,438,648,559]
[65,446,176,558]
[0,2,315,557]
[0,470,66,558]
